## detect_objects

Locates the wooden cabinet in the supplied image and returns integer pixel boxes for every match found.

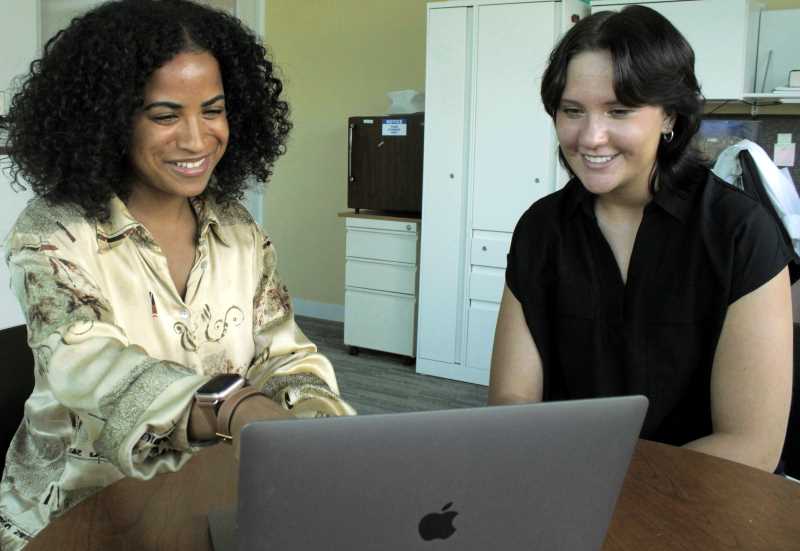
[342,215,420,360]
[592,0,761,100]
[416,0,588,385]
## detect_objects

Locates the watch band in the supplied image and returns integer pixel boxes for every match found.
[192,401,219,443]
[216,386,266,442]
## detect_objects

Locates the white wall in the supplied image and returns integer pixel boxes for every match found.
[1,0,38,330]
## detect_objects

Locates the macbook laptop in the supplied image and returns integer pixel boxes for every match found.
[209,395,647,551]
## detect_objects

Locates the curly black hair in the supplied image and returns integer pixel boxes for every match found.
[0,0,291,221]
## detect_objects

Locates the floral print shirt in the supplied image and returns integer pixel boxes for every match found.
[0,196,354,549]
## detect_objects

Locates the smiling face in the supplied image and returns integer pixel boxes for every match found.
[556,50,674,203]
[129,51,229,202]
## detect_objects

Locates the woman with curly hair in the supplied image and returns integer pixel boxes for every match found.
[0,1,354,547]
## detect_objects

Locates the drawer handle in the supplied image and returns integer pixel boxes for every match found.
[482,246,487,252]
[406,224,412,231]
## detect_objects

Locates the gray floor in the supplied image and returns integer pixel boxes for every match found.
[296,316,488,415]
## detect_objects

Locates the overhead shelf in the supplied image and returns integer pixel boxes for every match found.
[741,92,800,104]
[706,93,800,115]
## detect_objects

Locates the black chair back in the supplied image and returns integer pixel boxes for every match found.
[0,325,35,476]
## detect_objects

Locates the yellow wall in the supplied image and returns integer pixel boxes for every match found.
[263,0,428,308]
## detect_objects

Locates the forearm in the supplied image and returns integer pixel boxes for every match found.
[249,230,355,417]
[38,329,206,477]
[229,394,293,440]
[683,432,783,472]
[250,321,355,417]
[227,392,293,461]
[488,392,541,406]
[187,392,292,442]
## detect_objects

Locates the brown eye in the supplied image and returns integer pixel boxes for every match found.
[203,108,225,119]
[609,108,634,118]
[151,113,177,123]
[559,107,582,118]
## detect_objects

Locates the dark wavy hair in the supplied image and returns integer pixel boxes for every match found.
[0,0,291,221]
[541,5,706,192]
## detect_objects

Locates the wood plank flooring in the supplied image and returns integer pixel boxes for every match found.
[296,316,488,415]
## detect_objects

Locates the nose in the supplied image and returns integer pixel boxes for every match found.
[578,115,609,149]
[176,116,206,153]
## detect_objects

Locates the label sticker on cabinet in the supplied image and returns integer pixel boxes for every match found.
[382,119,407,136]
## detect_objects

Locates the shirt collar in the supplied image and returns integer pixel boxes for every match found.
[651,180,695,223]
[190,196,231,247]
[564,176,695,224]
[95,196,147,250]
[564,178,595,219]
[95,195,231,250]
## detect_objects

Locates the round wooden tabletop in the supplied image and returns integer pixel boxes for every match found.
[25,440,800,551]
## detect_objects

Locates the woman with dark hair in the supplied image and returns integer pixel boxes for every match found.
[489,6,792,472]
[0,1,354,547]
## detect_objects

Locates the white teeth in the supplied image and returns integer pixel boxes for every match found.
[174,159,204,169]
[583,154,615,164]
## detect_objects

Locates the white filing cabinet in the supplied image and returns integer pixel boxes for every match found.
[416,0,589,386]
[342,215,420,361]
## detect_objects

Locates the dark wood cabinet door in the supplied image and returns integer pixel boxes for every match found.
[348,114,423,213]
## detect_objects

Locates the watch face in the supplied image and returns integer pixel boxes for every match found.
[199,374,243,395]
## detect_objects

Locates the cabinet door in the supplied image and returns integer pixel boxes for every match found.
[471,1,557,234]
[465,301,500,386]
[417,6,472,365]
[592,0,757,100]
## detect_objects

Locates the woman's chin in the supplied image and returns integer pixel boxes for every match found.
[578,176,619,196]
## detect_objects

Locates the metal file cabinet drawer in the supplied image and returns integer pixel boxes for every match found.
[345,258,417,295]
[346,228,418,264]
[344,288,416,357]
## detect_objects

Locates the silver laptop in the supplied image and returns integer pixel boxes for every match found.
[209,395,647,551]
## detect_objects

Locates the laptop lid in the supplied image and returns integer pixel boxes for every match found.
[234,395,647,551]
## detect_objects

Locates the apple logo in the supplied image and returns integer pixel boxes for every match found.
[418,502,458,541]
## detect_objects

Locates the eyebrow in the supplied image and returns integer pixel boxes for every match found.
[143,94,226,111]
[560,98,627,107]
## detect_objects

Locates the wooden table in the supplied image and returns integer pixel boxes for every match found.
[26,440,800,550]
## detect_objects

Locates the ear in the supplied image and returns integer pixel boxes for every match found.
[662,111,677,133]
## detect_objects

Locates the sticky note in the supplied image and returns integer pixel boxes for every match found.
[774,143,796,167]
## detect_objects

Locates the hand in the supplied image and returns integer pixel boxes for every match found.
[229,394,292,460]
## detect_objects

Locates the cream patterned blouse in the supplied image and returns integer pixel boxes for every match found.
[0,195,355,550]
